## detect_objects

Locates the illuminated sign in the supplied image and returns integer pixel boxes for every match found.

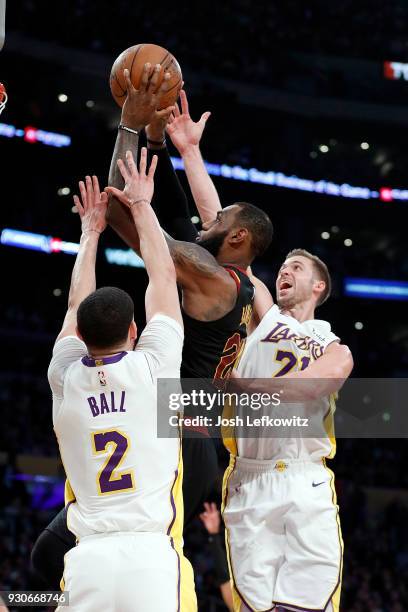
[0,228,145,268]
[2,229,407,300]
[344,277,408,301]
[1,122,408,202]
[384,61,408,81]
[0,122,71,147]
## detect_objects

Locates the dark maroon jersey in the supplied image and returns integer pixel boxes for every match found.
[180,265,254,381]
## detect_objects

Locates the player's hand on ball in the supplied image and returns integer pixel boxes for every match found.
[199,502,221,535]
[146,104,176,145]
[166,90,211,155]
[73,175,108,235]
[121,64,174,131]
[105,148,158,208]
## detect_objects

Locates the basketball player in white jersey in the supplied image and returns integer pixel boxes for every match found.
[49,148,196,611]
[222,250,353,612]
[164,95,353,611]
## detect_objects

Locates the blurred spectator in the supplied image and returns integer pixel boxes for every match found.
[199,502,233,612]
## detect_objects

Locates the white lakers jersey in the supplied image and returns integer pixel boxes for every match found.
[48,314,184,542]
[234,305,339,461]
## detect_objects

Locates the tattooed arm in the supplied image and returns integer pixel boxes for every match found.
[108,150,235,323]
[108,144,235,321]
[163,232,237,320]
[107,127,141,251]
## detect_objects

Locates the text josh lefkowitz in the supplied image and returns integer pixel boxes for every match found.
[169,414,309,428]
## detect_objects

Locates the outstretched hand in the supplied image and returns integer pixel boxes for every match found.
[73,175,108,235]
[166,89,211,155]
[105,148,158,208]
[121,64,175,131]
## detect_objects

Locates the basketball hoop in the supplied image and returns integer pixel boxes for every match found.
[0,82,7,115]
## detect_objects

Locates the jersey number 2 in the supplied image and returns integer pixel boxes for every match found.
[92,430,135,495]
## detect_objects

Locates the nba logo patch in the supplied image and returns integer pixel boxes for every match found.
[98,371,107,386]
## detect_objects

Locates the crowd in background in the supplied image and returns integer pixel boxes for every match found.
[9,0,408,67]
[1,1,408,609]
[6,1,408,115]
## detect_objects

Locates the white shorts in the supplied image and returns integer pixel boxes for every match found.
[58,532,197,612]
[222,456,343,612]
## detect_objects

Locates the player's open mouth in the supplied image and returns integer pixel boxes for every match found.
[279,281,292,290]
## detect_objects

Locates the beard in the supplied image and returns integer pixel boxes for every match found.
[197,231,228,258]
[277,282,314,310]
[277,294,296,309]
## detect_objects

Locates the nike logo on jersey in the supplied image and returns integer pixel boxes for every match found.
[312,481,326,487]
[310,328,326,343]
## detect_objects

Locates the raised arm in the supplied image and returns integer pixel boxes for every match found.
[106,148,181,326]
[166,90,222,224]
[57,176,108,341]
[167,91,274,323]
[145,116,198,242]
[109,152,234,314]
[106,78,237,319]
[247,267,274,333]
[107,64,174,253]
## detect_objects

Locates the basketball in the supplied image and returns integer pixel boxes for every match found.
[109,44,182,109]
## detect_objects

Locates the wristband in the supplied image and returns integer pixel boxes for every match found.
[118,124,139,135]
[147,137,166,146]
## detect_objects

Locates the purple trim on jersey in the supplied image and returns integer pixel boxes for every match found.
[274,604,325,612]
[166,469,178,535]
[321,467,343,610]
[234,588,276,611]
[81,351,127,367]
[170,537,181,612]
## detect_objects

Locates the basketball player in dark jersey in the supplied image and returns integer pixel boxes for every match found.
[31,65,273,590]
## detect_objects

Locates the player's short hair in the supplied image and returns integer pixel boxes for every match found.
[77,287,134,349]
[285,248,331,305]
[234,202,273,258]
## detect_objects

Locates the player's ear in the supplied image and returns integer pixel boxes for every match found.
[129,320,137,343]
[313,279,326,301]
[229,227,248,245]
